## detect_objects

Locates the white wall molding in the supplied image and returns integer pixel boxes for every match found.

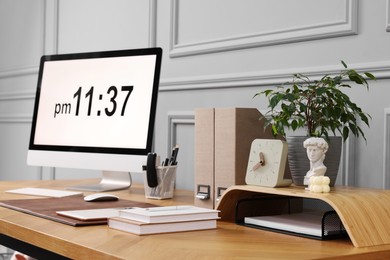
[386,0,390,32]
[384,108,390,189]
[166,111,195,190]
[167,111,195,156]
[160,60,390,91]
[169,0,357,57]
[0,90,36,101]
[340,136,356,186]
[44,0,59,54]
[0,1,45,73]
[0,114,32,124]
[0,67,38,79]
[148,0,157,47]
[0,0,48,76]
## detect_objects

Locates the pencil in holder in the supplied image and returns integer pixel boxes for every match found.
[143,165,177,199]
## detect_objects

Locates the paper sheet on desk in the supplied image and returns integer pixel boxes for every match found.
[6,187,83,198]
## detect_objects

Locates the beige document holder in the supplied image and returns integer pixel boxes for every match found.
[194,108,215,209]
[195,107,290,209]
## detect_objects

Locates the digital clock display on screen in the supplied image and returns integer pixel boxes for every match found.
[31,52,158,152]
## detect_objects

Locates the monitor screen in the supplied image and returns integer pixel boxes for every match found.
[27,48,162,191]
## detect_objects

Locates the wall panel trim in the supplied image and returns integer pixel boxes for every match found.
[170,0,358,57]
[340,136,355,186]
[160,60,390,91]
[44,0,59,54]
[384,108,390,189]
[0,90,36,101]
[387,0,390,32]
[0,67,38,79]
[167,112,195,156]
[0,114,32,124]
[148,0,157,47]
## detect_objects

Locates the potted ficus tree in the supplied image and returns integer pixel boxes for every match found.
[254,61,376,186]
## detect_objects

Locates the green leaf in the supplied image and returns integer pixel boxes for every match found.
[359,112,370,126]
[252,60,374,142]
[269,95,280,109]
[364,72,376,80]
[342,127,349,141]
[291,119,298,131]
[271,125,278,136]
[349,74,363,84]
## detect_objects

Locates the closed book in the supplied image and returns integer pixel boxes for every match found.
[119,205,219,223]
[108,217,217,235]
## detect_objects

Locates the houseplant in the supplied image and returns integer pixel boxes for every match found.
[254,61,375,186]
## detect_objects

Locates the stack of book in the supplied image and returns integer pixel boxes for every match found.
[108,205,220,235]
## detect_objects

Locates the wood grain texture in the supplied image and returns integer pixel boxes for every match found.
[217,185,390,248]
[0,179,390,259]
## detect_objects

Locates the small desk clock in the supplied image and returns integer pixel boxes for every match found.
[245,139,292,187]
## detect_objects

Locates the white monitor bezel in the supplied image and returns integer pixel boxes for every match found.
[27,48,162,190]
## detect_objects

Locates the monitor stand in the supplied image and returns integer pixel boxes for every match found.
[66,171,132,192]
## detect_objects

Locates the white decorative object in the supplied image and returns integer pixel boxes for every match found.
[303,137,329,186]
[309,176,331,193]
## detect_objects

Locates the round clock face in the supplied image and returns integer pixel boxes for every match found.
[245,139,287,187]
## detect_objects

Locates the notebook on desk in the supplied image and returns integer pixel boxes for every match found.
[0,195,155,226]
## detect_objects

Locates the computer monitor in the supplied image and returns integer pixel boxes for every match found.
[27,47,162,191]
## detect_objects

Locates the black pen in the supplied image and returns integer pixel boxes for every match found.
[163,158,169,166]
[169,145,179,165]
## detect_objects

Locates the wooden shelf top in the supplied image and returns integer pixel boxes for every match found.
[217,185,390,248]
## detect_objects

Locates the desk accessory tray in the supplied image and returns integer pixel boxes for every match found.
[235,196,347,240]
[217,185,390,247]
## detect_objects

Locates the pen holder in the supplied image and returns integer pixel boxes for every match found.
[143,165,177,199]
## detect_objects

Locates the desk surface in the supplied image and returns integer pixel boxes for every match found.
[1,179,390,259]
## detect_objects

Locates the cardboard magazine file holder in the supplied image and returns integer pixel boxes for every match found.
[194,107,290,209]
[144,165,177,199]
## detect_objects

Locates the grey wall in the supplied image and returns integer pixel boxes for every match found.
[1,0,390,190]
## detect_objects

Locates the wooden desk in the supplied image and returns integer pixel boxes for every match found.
[1,179,390,259]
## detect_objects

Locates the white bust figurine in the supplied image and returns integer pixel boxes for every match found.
[303,137,329,186]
